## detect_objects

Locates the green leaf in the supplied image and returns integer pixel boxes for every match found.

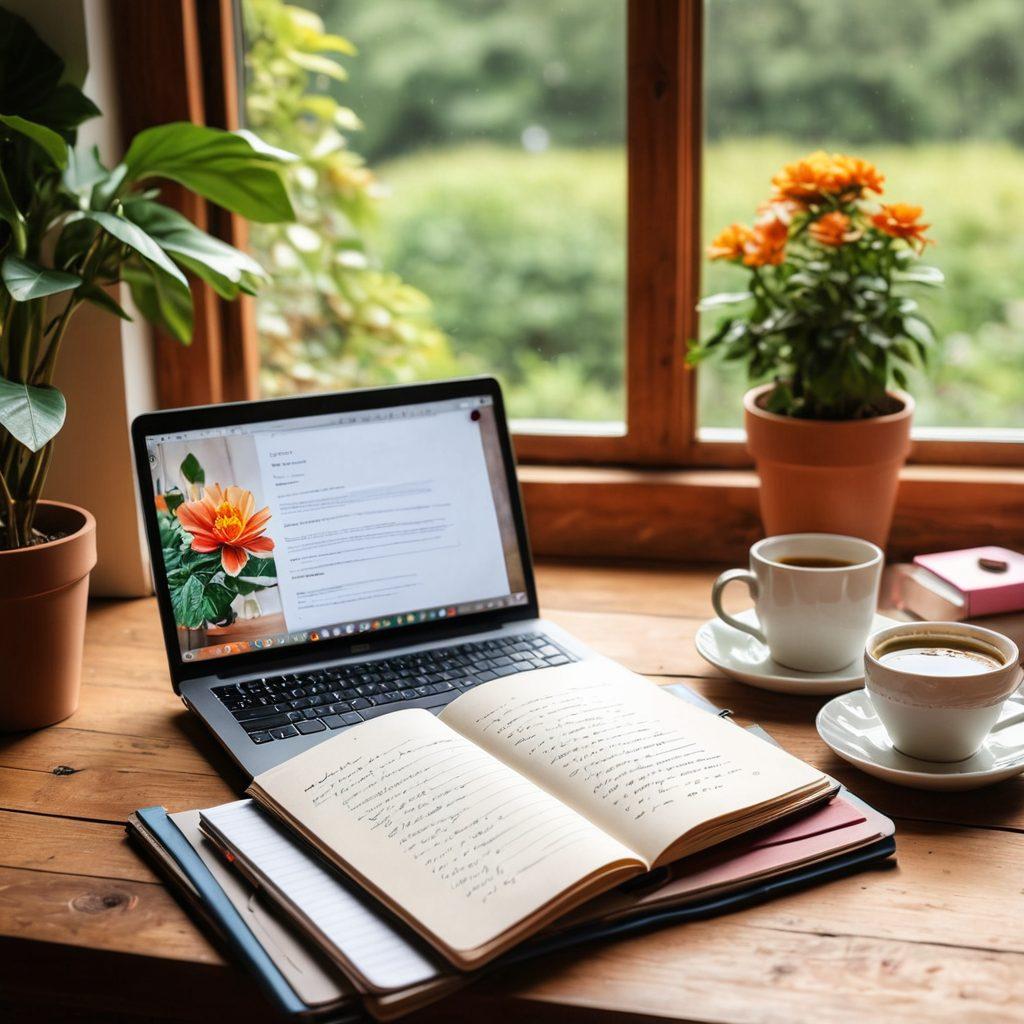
[24,83,100,135]
[81,210,188,287]
[1,255,80,301]
[903,316,935,348]
[79,283,132,321]
[0,377,66,451]
[123,260,193,344]
[123,123,296,223]
[124,200,266,299]
[163,489,185,513]
[238,556,277,581]
[894,266,944,287]
[63,145,109,196]
[0,114,67,167]
[180,452,205,485]
[201,577,237,624]
[0,165,26,253]
[287,50,348,81]
[170,573,206,630]
[233,556,278,595]
[696,291,752,311]
[0,10,64,117]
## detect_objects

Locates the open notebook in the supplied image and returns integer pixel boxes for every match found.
[131,685,895,1021]
[239,661,833,970]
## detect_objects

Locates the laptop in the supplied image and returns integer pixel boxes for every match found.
[132,377,597,778]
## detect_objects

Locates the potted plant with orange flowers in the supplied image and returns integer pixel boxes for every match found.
[690,150,942,546]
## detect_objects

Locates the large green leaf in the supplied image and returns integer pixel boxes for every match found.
[170,574,206,630]
[123,123,296,223]
[123,260,193,344]
[0,114,67,168]
[1,255,80,301]
[81,210,188,287]
[124,200,266,299]
[0,377,66,452]
[201,576,237,624]
[0,10,63,118]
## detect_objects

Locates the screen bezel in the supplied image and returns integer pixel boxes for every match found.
[131,376,539,690]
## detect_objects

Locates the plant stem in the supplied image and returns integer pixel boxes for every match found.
[0,465,15,549]
[35,295,80,385]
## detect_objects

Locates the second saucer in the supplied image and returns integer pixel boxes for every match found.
[695,610,901,696]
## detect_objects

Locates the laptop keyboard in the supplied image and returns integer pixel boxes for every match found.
[212,632,577,745]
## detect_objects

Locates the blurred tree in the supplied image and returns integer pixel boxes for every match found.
[243,0,459,396]
[302,0,625,162]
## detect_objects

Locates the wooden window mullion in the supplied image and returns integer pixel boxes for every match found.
[623,0,702,466]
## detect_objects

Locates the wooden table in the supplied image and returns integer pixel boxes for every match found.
[2,561,1023,1023]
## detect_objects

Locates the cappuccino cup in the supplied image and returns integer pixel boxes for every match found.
[711,533,883,672]
[865,621,1023,762]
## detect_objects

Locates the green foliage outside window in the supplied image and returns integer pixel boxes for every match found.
[243,0,459,397]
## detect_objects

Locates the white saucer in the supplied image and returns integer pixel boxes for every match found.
[817,689,1024,791]
[695,610,900,695]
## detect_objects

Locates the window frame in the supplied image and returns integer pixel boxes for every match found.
[114,0,1024,562]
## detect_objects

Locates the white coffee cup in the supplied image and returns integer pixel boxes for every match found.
[711,533,883,672]
[865,621,1023,762]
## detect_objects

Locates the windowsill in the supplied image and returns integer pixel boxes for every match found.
[518,463,1024,563]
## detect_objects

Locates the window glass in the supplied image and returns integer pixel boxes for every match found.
[242,0,626,425]
[700,0,1024,432]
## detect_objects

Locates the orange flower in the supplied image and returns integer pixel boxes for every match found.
[707,222,753,261]
[809,211,859,247]
[871,203,932,249]
[832,154,884,197]
[155,493,168,512]
[743,215,788,267]
[176,483,275,577]
[770,150,839,205]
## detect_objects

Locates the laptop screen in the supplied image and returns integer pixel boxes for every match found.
[143,392,529,666]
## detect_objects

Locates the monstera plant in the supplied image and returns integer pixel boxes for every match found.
[0,7,295,731]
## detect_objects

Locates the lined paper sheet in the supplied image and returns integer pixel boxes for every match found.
[201,800,443,993]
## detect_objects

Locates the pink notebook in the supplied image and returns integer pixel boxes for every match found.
[914,546,1024,617]
[558,793,893,927]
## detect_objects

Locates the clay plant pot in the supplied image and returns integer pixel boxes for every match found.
[0,501,97,731]
[744,384,914,548]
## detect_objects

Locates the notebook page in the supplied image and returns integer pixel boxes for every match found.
[250,708,642,963]
[440,659,825,867]
[201,800,442,993]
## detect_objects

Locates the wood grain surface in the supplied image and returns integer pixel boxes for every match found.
[1,561,1022,1023]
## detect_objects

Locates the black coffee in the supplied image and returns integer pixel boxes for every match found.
[874,635,1005,676]
[777,556,857,569]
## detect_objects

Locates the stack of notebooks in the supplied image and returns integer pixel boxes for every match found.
[129,662,896,1020]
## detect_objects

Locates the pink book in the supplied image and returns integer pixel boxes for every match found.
[556,793,893,927]
[914,546,1024,618]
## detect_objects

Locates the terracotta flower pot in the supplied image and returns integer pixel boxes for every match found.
[0,501,97,731]
[744,384,914,548]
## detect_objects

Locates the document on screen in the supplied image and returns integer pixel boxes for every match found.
[253,409,512,630]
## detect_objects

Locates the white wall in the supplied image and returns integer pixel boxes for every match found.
[17,0,159,596]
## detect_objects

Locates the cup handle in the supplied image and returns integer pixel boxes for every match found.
[992,668,1024,734]
[711,568,767,645]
